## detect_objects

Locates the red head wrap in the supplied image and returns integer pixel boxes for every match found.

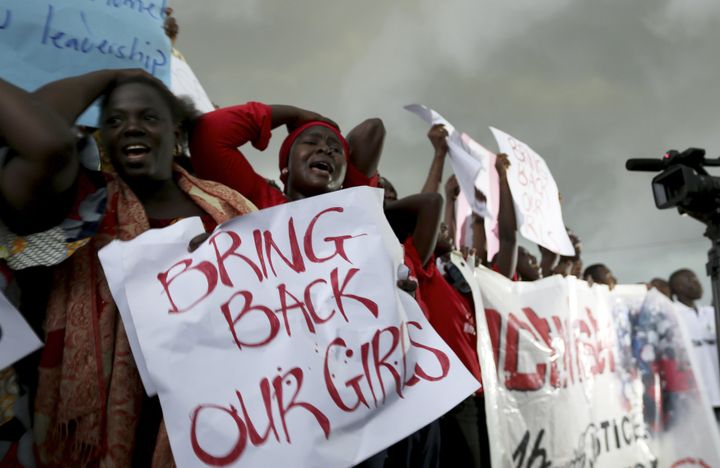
[278,121,350,185]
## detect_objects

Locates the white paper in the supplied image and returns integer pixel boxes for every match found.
[489,127,574,256]
[171,52,215,114]
[99,217,206,396]
[101,187,479,468]
[405,104,495,221]
[0,292,42,369]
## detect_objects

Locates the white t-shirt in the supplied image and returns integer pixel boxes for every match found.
[674,302,720,408]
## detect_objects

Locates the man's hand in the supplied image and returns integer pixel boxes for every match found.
[427,124,449,155]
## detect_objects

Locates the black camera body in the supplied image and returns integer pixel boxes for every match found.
[627,148,720,217]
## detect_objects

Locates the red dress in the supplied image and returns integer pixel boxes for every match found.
[403,238,483,392]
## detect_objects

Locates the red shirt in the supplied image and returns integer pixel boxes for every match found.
[403,238,483,391]
[190,102,376,210]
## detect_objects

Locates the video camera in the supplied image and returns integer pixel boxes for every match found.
[626,148,720,216]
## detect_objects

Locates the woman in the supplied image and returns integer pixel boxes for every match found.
[21,69,259,467]
[189,101,385,208]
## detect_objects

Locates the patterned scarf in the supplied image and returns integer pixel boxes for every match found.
[33,165,256,467]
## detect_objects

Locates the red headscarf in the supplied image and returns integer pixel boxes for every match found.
[278,121,350,184]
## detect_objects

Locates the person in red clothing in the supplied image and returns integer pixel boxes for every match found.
[189,102,384,208]
[416,124,493,468]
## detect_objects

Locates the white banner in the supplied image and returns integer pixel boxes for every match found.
[405,104,495,222]
[489,127,574,256]
[100,187,479,468]
[470,265,720,468]
[0,292,42,369]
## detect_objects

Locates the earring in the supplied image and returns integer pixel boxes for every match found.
[173,143,182,157]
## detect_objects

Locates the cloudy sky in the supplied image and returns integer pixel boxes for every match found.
[171,0,720,300]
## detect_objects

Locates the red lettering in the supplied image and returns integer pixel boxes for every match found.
[190,404,247,465]
[331,267,379,320]
[551,316,572,387]
[504,313,546,391]
[220,291,279,350]
[272,368,330,442]
[522,308,561,388]
[303,207,364,264]
[276,283,316,337]
[236,380,280,445]
[252,229,268,279]
[485,308,503,366]
[361,342,379,407]
[158,259,218,314]
[263,218,306,276]
[210,231,263,285]
[324,338,369,412]
[304,278,335,324]
[406,321,450,382]
[372,326,404,401]
[586,307,616,375]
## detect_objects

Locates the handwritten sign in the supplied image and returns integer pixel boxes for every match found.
[405,104,495,221]
[100,187,479,467]
[0,292,43,369]
[0,0,171,126]
[469,265,720,467]
[489,127,574,256]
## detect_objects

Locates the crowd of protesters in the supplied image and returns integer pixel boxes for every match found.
[0,9,718,468]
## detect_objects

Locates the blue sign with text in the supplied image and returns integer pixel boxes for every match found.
[0,0,171,126]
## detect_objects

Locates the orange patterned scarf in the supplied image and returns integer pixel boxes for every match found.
[33,165,256,467]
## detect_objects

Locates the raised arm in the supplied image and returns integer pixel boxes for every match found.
[443,175,459,238]
[471,213,488,267]
[421,124,448,194]
[32,69,126,125]
[385,192,443,267]
[345,118,385,178]
[0,77,78,233]
[493,153,518,279]
[191,103,338,206]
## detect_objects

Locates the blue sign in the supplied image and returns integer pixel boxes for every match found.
[0,0,172,126]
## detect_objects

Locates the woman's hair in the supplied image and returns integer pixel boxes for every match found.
[99,75,200,137]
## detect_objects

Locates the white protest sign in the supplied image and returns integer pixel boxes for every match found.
[489,127,574,256]
[0,292,43,369]
[405,104,494,221]
[101,187,479,468]
[171,50,215,114]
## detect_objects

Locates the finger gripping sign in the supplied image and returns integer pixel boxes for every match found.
[489,127,575,256]
[100,187,479,467]
[0,0,171,126]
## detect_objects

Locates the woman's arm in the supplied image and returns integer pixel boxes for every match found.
[385,192,443,267]
[493,153,518,279]
[0,77,78,232]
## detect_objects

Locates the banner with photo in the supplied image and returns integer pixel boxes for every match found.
[464,264,720,468]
